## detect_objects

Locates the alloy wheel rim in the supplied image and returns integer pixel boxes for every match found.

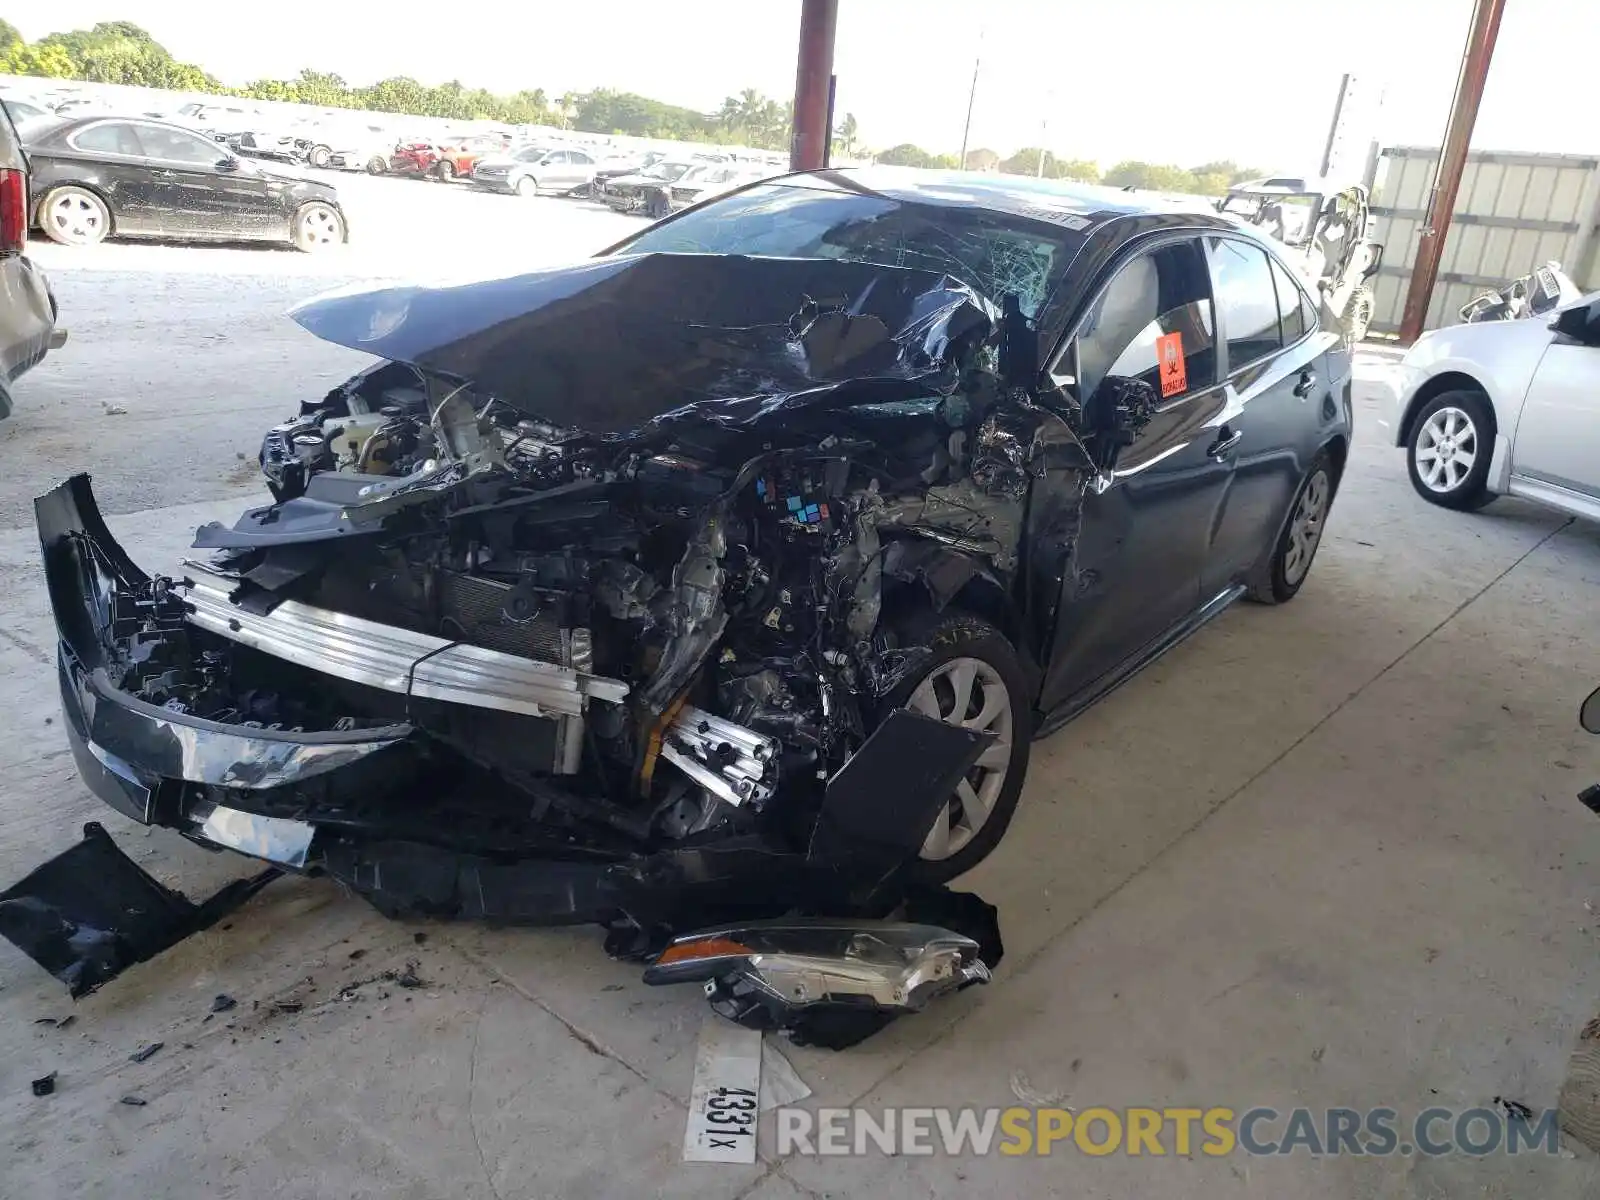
[1416,406,1478,494]
[904,656,1013,861]
[51,193,103,242]
[298,207,340,248]
[1284,469,1330,586]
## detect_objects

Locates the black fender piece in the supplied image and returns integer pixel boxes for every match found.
[0,823,278,998]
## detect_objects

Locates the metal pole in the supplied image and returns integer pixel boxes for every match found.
[1397,0,1507,343]
[822,73,836,168]
[958,34,982,170]
[1319,73,1352,179]
[789,0,838,172]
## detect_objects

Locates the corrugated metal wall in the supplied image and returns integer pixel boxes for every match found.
[1367,146,1600,335]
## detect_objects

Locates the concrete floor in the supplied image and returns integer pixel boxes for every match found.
[2,182,1600,1197]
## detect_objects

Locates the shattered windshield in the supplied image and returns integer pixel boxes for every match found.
[615,181,1079,319]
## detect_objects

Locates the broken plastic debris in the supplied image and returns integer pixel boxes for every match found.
[210,993,237,1014]
[129,1042,163,1063]
[119,1095,147,1107]
[31,1071,56,1096]
[1009,1071,1070,1107]
[758,1039,811,1112]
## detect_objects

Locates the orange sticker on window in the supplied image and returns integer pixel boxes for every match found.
[1157,331,1187,397]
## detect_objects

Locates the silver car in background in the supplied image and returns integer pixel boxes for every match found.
[472,145,598,197]
[1377,292,1600,521]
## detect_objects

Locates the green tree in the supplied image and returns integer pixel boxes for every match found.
[833,111,858,157]
[877,142,936,168]
[964,147,1000,171]
[0,19,20,51]
[1000,147,1049,176]
[1103,161,1195,191]
[1049,158,1100,182]
[2,41,77,78]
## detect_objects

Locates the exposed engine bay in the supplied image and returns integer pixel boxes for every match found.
[6,254,1140,1043]
[207,356,1039,842]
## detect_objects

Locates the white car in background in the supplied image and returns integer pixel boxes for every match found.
[1377,293,1600,520]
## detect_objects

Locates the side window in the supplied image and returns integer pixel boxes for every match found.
[1209,238,1282,367]
[1269,256,1312,343]
[547,151,571,164]
[70,122,143,157]
[136,125,225,165]
[1075,239,1217,404]
[571,151,593,165]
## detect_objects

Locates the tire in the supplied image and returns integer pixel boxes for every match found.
[433,159,456,182]
[365,156,387,175]
[1405,389,1496,511]
[878,610,1032,883]
[1246,451,1337,604]
[308,144,331,169]
[516,175,538,198]
[291,202,345,253]
[1343,284,1375,343]
[644,189,671,219]
[39,186,110,246]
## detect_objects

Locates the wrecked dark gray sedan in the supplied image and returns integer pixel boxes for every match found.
[7,170,1351,1041]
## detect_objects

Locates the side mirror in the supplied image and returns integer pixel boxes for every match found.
[1581,686,1600,735]
[1083,376,1158,472]
[1551,302,1600,346]
[216,157,240,172]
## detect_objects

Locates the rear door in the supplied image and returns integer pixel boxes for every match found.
[566,150,595,188]
[56,120,159,233]
[1199,236,1334,595]
[1039,234,1234,709]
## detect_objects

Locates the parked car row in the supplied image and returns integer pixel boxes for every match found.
[599,159,773,217]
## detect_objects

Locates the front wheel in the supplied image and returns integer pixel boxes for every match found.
[39,186,110,245]
[644,189,671,219]
[1246,451,1337,604]
[291,202,345,253]
[516,175,538,197]
[308,144,331,168]
[1406,389,1496,510]
[365,156,387,175]
[433,160,456,182]
[880,611,1031,883]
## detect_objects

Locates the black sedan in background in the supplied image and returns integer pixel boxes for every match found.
[19,115,347,252]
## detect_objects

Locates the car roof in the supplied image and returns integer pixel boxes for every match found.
[762,166,1229,235]
[24,114,220,145]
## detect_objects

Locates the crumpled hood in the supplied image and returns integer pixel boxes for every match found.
[287,253,1000,436]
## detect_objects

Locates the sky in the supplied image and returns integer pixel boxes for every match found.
[13,0,1599,170]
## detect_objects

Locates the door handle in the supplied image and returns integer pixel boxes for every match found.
[1206,427,1243,460]
[1292,369,1318,398]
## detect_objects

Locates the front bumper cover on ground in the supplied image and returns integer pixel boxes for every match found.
[4,477,1005,1041]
